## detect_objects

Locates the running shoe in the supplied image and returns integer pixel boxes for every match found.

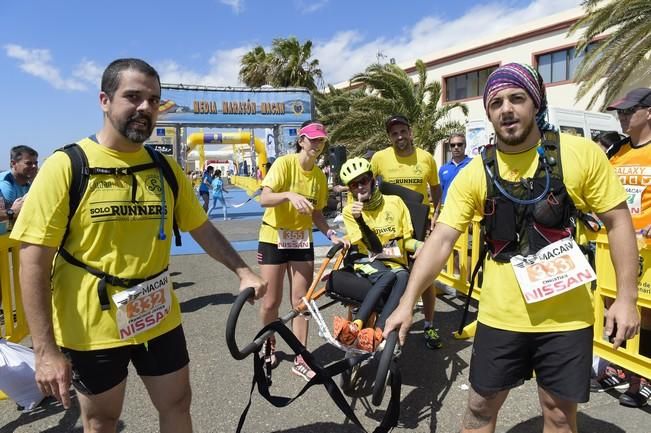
[619,377,650,408]
[333,316,359,346]
[292,354,316,382]
[424,327,443,349]
[590,365,629,392]
[357,327,383,352]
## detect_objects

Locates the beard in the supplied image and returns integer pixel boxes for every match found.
[495,117,535,147]
[109,111,154,144]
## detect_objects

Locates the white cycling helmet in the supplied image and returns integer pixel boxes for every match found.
[340,157,372,185]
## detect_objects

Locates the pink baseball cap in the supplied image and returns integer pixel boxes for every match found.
[299,122,328,139]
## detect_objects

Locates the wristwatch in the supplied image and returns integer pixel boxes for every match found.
[6,209,14,221]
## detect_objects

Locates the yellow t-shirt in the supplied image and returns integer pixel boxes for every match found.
[343,195,413,269]
[370,146,439,207]
[439,134,627,332]
[610,144,651,230]
[10,137,207,350]
[258,153,328,244]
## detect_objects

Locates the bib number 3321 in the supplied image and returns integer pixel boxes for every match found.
[510,238,596,304]
[112,271,172,339]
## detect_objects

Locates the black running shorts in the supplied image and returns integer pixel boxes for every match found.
[62,325,190,395]
[469,322,593,403]
[257,241,314,264]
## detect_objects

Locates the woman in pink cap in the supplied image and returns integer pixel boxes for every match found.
[257,121,346,381]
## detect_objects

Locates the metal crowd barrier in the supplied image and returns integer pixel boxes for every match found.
[0,233,29,400]
[435,221,650,379]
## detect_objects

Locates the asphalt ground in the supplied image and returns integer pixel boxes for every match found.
[2,189,651,432]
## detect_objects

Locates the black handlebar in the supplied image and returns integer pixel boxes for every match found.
[225,287,259,360]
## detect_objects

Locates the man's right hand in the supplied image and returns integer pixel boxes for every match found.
[237,268,268,303]
[382,304,414,346]
[35,350,72,409]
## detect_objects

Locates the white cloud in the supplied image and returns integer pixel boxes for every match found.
[4,0,583,92]
[157,46,251,87]
[295,0,329,14]
[72,58,103,87]
[4,44,89,91]
[314,0,583,84]
[220,0,243,14]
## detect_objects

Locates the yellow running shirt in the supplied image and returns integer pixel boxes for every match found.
[258,153,328,244]
[11,137,207,350]
[438,134,627,332]
[343,195,413,269]
[610,143,651,230]
[370,147,439,207]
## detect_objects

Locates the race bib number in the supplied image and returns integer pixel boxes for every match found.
[278,229,310,249]
[510,238,595,304]
[112,271,172,339]
[625,185,646,215]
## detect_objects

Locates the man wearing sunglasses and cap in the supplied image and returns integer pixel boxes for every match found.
[605,87,651,408]
[371,114,443,349]
[384,63,640,432]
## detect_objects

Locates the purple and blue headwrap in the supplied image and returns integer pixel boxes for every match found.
[483,63,554,132]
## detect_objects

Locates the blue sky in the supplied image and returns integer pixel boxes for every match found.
[0,0,582,161]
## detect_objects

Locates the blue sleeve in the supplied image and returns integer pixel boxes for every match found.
[0,180,16,205]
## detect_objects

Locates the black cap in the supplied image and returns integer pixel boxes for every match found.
[607,88,651,111]
[385,115,410,132]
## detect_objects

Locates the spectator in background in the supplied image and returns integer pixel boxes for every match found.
[438,133,471,207]
[594,131,627,154]
[0,145,38,221]
[199,166,214,213]
[209,169,229,220]
[605,87,651,408]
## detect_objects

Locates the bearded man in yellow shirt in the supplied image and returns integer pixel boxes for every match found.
[384,63,640,433]
[11,58,266,433]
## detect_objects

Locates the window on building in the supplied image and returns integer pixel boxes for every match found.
[445,65,498,101]
[536,42,599,84]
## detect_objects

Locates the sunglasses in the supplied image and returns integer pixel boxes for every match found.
[449,142,465,148]
[349,174,373,189]
[617,105,647,117]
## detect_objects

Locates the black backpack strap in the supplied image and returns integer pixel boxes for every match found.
[144,145,182,246]
[58,143,89,247]
[236,320,399,433]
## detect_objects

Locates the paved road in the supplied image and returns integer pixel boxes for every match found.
[2,217,650,432]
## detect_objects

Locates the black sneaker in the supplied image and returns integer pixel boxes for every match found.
[424,327,442,349]
[619,379,651,408]
[590,366,629,392]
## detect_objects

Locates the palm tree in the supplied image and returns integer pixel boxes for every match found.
[568,0,651,109]
[239,37,323,91]
[239,46,273,87]
[317,60,468,156]
[269,37,323,91]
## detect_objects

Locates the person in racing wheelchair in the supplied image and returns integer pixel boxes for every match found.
[330,157,425,352]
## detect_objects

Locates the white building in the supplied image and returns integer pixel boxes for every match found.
[337,7,648,163]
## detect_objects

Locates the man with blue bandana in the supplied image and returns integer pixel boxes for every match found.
[384,63,640,433]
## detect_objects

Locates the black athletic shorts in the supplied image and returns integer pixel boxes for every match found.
[469,322,593,403]
[257,241,314,264]
[61,325,189,395]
